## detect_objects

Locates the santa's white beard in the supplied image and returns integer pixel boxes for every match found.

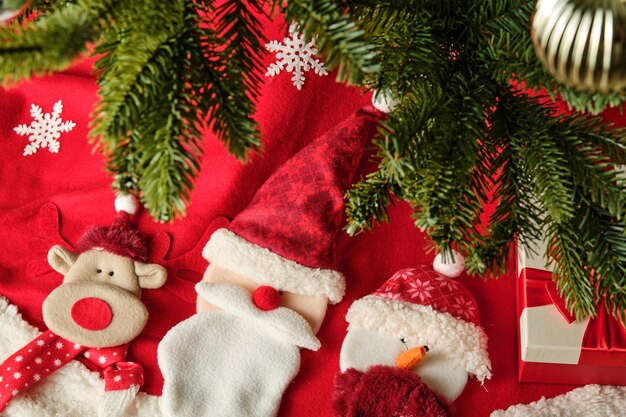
[158,283,320,417]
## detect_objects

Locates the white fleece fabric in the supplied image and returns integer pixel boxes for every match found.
[203,228,345,304]
[0,296,161,417]
[346,295,492,383]
[490,385,626,417]
[158,283,320,417]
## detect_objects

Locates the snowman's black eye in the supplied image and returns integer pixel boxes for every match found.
[109,271,114,277]
[97,269,102,273]
[400,338,409,349]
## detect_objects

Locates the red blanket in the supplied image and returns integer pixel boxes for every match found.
[1,16,624,417]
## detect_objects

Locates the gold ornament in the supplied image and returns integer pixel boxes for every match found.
[0,0,31,23]
[531,0,626,92]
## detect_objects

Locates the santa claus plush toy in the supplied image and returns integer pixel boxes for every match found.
[335,253,492,417]
[157,93,395,417]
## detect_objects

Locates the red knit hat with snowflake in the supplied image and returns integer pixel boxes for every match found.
[345,254,492,383]
[203,94,395,304]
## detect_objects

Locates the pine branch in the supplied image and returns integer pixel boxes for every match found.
[344,169,396,236]
[90,0,267,219]
[581,201,626,322]
[0,2,99,83]
[547,187,626,322]
[366,12,443,98]
[91,1,187,147]
[546,214,597,319]
[508,94,576,224]
[208,0,265,159]
[469,91,543,276]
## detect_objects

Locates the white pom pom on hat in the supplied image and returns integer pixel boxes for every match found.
[433,249,465,278]
[371,89,399,114]
[114,194,139,216]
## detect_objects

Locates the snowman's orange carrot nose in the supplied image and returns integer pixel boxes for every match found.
[395,345,429,371]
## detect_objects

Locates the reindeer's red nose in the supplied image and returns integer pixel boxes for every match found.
[71,298,113,331]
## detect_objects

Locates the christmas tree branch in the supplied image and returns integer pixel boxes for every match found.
[0,3,98,83]
[208,0,265,159]
[510,91,626,319]
[344,169,396,236]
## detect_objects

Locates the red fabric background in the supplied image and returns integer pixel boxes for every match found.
[1,14,624,417]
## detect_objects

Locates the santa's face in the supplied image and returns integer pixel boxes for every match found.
[196,264,328,333]
[340,327,468,401]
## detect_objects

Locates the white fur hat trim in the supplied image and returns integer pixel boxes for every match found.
[203,228,345,304]
[346,295,492,383]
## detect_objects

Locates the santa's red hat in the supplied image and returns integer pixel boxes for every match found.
[345,264,492,383]
[203,96,392,304]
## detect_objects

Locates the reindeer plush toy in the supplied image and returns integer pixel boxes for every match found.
[0,196,166,417]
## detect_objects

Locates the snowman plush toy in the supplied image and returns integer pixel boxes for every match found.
[334,252,492,417]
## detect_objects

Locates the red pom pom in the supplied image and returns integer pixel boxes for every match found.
[252,286,281,311]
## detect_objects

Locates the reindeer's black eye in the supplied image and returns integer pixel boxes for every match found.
[108,271,114,277]
[96,269,102,273]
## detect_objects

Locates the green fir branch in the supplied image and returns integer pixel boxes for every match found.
[209,0,265,159]
[0,2,99,83]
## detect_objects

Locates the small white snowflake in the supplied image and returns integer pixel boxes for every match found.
[113,375,122,383]
[73,343,81,350]
[265,23,328,90]
[15,355,23,363]
[450,296,477,321]
[13,100,76,156]
[34,357,42,364]
[55,342,64,350]
[98,356,107,365]
[84,352,90,359]
[377,290,402,300]
[53,359,62,367]
[11,389,18,396]
[13,372,21,380]
[33,374,41,381]
[36,340,45,347]
[406,280,436,302]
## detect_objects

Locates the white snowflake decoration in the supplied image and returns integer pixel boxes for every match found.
[14,100,76,156]
[265,24,328,90]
